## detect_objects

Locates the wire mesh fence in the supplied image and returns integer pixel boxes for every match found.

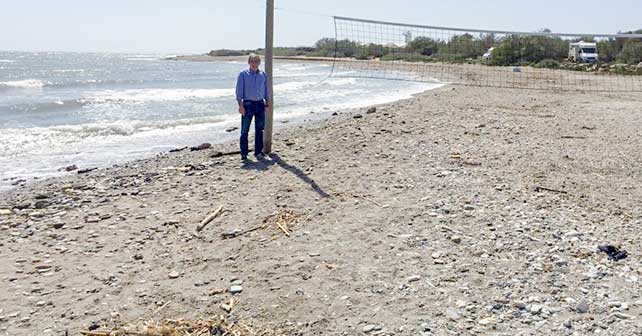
[331,16,642,92]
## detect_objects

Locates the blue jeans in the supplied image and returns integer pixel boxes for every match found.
[240,100,265,157]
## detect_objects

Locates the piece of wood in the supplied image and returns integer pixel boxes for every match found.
[534,186,568,194]
[275,221,290,236]
[263,0,274,154]
[152,300,171,315]
[79,331,111,336]
[196,205,224,232]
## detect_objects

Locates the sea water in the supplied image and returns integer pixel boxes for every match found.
[0,51,441,189]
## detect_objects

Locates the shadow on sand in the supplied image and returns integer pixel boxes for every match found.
[241,153,330,198]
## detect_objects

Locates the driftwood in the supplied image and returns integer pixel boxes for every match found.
[196,205,224,232]
[275,221,291,236]
[79,331,110,336]
[534,186,568,194]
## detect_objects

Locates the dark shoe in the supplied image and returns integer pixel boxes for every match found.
[241,155,248,162]
[255,152,265,160]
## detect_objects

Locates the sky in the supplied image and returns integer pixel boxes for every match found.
[1,0,641,54]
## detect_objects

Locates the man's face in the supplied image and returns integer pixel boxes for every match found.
[249,58,260,71]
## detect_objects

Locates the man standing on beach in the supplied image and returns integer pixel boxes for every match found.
[236,54,270,161]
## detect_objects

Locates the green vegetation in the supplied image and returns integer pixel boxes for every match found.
[534,59,561,69]
[207,28,642,74]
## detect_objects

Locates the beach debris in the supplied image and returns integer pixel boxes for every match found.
[169,146,188,153]
[534,186,568,194]
[190,143,211,151]
[264,210,302,237]
[598,245,628,261]
[353,114,363,119]
[561,135,587,139]
[226,126,239,132]
[366,107,377,114]
[196,205,224,232]
[209,288,227,296]
[80,312,286,336]
[59,164,78,172]
[221,226,264,239]
[77,167,98,174]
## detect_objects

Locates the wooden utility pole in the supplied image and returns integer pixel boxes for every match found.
[263,0,274,154]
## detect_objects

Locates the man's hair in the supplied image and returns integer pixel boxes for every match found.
[248,54,261,63]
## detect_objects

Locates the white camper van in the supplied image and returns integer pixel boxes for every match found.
[569,41,598,63]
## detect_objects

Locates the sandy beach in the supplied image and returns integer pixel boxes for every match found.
[1,83,642,335]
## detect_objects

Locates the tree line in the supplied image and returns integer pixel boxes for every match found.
[311,30,642,66]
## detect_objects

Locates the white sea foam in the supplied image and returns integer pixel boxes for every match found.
[0,79,47,89]
[0,59,15,63]
[82,88,235,103]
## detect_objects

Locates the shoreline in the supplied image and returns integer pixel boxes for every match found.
[2,83,642,335]
[0,78,440,194]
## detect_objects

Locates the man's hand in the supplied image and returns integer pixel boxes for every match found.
[238,105,245,116]
[265,104,270,113]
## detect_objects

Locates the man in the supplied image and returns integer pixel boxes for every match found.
[235,54,270,161]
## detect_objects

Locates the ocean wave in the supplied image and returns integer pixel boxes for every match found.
[0,59,15,63]
[82,88,235,103]
[0,79,48,89]
[52,69,85,73]
[2,98,88,114]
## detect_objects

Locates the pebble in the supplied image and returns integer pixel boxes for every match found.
[407,275,422,282]
[168,271,180,279]
[529,304,543,315]
[362,324,381,333]
[463,205,475,211]
[478,316,496,325]
[576,301,589,314]
[446,308,461,321]
[229,285,243,294]
[450,235,462,244]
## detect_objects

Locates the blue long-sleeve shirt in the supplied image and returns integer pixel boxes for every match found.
[235,69,270,102]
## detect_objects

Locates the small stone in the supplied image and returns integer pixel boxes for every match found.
[446,308,461,321]
[450,235,462,244]
[353,114,363,119]
[463,205,475,211]
[614,312,631,319]
[366,107,377,114]
[433,259,445,265]
[36,301,47,307]
[0,209,12,215]
[225,127,238,133]
[515,302,527,310]
[34,200,50,209]
[52,223,65,230]
[362,325,381,333]
[576,301,589,314]
[478,316,496,325]
[407,275,422,282]
[168,271,180,279]
[529,304,543,315]
[229,285,243,294]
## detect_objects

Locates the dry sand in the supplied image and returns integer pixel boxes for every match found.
[1,85,642,336]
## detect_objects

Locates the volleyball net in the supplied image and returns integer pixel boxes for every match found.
[330,16,642,92]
